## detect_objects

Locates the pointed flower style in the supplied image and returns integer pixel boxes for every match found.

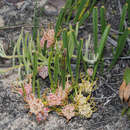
[61,104,75,120]
[40,29,55,48]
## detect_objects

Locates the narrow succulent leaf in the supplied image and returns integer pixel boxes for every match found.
[78,0,90,20]
[37,30,41,54]
[32,51,38,94]
[74,0,89,23]
[75,22,79,38]
[123,68,130,85]
[64,0,73,20]
[37,80,40,98]
[62,29,68,48]
[119,3,128,32]
[110,28,130,69]
[98,25,111,60]
[72,31,79,48]
[93,7,98,54]
[100,6,107,34]
[79,0,97,25]
[48,50,53,89]
[66,35,73,82]
[32,1,39,41]
[60,50,67,89]
[92,25,110,79]
[76,39,83,84]
[29,36,34,63]
[68,32,75,58]
[54,52,59,87]
[55,8,65,36]
[16,28,24,65]
[92,61,99,80]
[127,0,130,25]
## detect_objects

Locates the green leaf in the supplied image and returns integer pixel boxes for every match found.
[93,7,98,54]
[97,24,111,60]
[79,0,97,25]
[127,108,130,116]
[109,28,130,69]
[54,52,59,87]
[124,68,130,85]
[37,80,40,98]
[48,50,53,89]
[74,0,89,23]
[119,3,128,32]
[75,39,83,84]
[127,0,130,25]
[68,31,75,58]
[55,8,65,36]
[100,6,107,34]
[92,25,111,79]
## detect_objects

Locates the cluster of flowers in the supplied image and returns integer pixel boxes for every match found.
[40,29,55,48]
[15,73,96,122]
[13,29,96,123]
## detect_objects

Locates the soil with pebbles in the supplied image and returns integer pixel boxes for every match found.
[0,0,130,130]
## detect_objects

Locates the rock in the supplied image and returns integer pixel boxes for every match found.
[15,1,25,10]
[0,16,4,27]
[43,4,58,16]
[43,0,66,16]
[37,0,48,8]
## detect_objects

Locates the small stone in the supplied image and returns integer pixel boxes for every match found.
[37,0,47,8]
[16,1,24,10]
[0,16,5,27]
[43,4,58,16]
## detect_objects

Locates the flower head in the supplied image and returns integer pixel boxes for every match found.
[46,82,72,106]
[78,103,92,118]
[38,66,48,79]
[40,29,55,48]
[26,94,44,115]
[18,83,32,96]
[36,107,49,123]
[46,93,62,106]
[87,68,93,76]
[74,94,87,105]
[61,104,75,120]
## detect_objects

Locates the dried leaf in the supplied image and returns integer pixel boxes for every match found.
[119,80,126,101]
[124,83,130,102]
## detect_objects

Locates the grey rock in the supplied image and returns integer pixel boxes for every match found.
[0,16,5,27]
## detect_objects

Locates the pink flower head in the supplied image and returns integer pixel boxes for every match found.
[55,82,72,101]
[36,107,49,123]
[87,68,93,76]
[55,87,67,101]
[26,94,44,115]
[61,104,75,120]
[40,29,55,48]
[46,93,62,106]
[18,83,32,96]
[38,66,48,79]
